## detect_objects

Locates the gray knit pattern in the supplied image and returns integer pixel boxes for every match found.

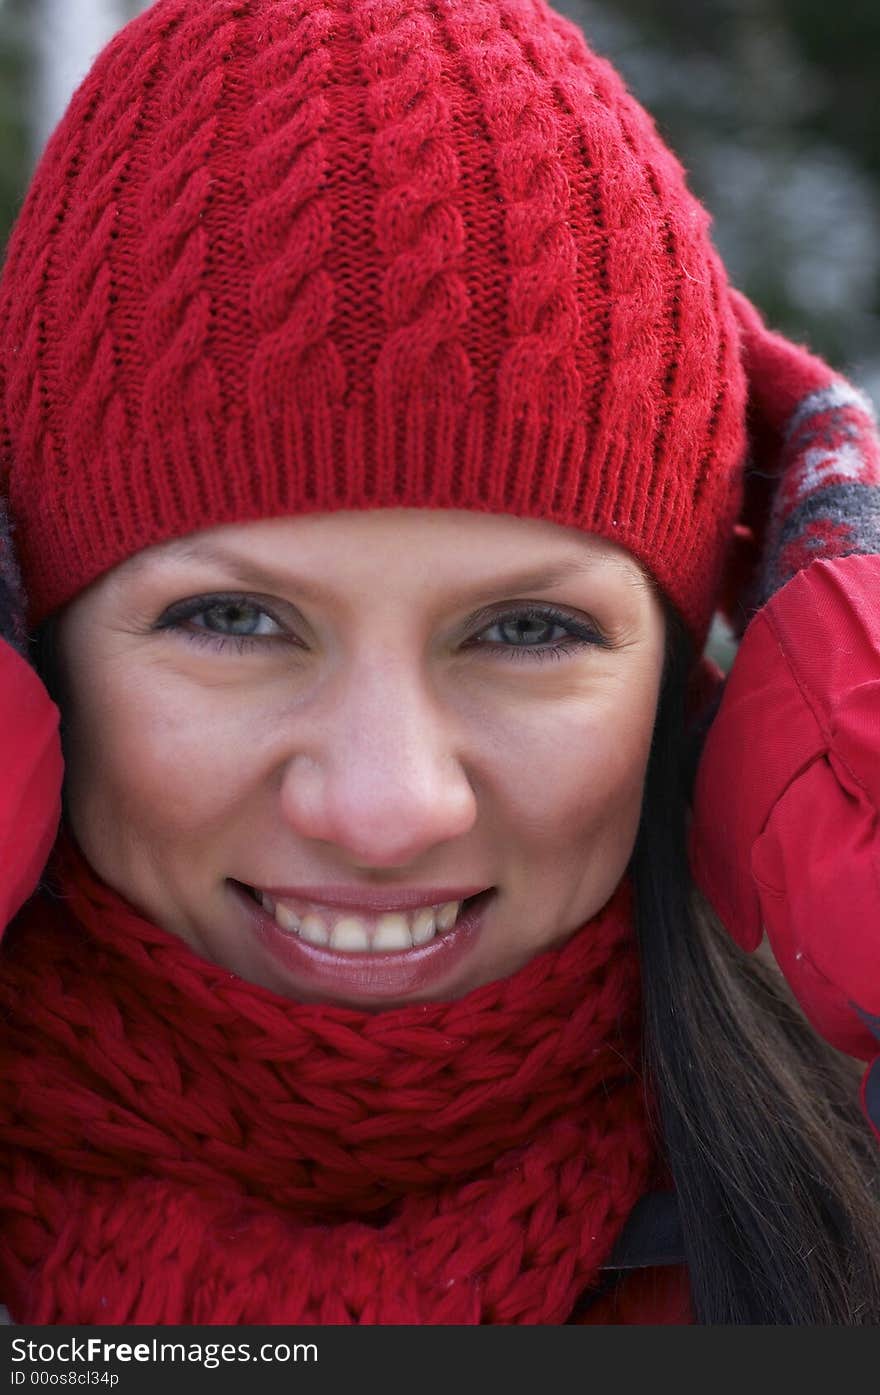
[0,498,26,655]
[751,381,880,613]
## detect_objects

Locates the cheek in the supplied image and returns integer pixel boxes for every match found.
[62,669,265,845]
[485,685,656,848]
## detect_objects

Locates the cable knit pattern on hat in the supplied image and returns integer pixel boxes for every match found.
[356,0,473,501]
[135,5,234,531]
[0,0,747,650]
[244,0,343,511]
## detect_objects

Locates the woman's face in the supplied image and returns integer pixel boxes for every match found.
[55,509,667,1009]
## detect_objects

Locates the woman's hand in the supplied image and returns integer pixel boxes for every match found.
[691,555,880,1138]
[690,293,880,1139]
[0,496,64,931]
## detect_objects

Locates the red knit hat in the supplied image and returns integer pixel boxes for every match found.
[0,0,748,649]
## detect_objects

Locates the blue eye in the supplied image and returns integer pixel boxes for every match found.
[156,597,605,662]
[475,607,606,663]
[157,596,287,652]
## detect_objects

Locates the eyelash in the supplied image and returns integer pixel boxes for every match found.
[155,594,608,664]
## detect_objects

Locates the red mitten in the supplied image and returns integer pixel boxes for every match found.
[690,292,880,1139]
[0,499,63,931]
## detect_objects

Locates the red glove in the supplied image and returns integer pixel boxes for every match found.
[0,499,63,932]
[690,555,880,1135]
[690,292,880,1140]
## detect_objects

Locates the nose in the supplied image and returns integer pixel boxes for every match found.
[277,653,478,868]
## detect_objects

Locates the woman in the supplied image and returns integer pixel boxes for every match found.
[1,0,879,1325]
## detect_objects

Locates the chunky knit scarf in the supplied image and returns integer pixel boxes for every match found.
[0,832,655,1325]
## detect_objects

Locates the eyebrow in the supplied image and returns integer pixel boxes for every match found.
[121,537,651,604]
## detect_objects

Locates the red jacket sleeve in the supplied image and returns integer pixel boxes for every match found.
[0,639,63,934]
[689,553,880,1061]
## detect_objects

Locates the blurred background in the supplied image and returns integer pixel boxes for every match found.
[1,0,878,665]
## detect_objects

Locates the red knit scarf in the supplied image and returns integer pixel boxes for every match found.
[0,833,656,1324]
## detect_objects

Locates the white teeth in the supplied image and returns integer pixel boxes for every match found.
[372,914,414,951]
[411,907,437,945]
[257,894,467,953]
[299,913,330,947]
[330,918,370,951]
[274,902,299,933]
[436,901,460,931]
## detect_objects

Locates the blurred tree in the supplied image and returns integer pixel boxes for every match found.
[778,0,880,182]
[0,0,32,241]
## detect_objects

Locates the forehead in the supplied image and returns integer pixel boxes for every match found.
[114,509,656,597]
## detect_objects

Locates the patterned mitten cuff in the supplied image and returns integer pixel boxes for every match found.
[862,1056,880,1144]
[724,289,880,623]
[0,497,27,656]
[750,380,880,612]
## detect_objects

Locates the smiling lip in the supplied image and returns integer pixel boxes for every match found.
[233,885,497,1007]
[253,885,489,913]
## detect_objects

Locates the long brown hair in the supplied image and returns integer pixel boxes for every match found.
[632,604,880,1323]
